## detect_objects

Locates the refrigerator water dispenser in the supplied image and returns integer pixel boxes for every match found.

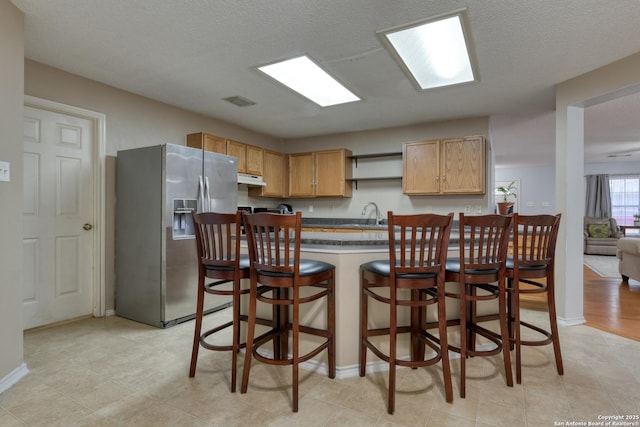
[173,199,197,239]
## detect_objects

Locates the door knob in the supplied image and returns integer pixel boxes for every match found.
[83,223,93,231]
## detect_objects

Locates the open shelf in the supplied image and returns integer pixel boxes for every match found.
[349,152,402,167]
[348,152,403,189]
[347,176,402,189]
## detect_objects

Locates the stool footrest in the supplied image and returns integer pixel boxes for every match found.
[515,320,553,346]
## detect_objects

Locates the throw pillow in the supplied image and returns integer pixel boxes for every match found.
[588,223,610,238]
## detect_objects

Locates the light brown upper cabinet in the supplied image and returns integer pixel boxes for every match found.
[288,149,352,198]
[288,152,315,197]
[245,145,264,176]
[403,136,485,195]
[226,139,264,176]
[186,132,226,154]
[248,149,287,198]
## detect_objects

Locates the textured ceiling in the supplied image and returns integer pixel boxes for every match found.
[11,0,640,166]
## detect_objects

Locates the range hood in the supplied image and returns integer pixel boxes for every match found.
[237,173,267,186]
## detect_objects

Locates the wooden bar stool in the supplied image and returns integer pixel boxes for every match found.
[189,211,249,392]
[445,213,513,398]
[506,213,563,383]
[359,212,454,414]
[240,211,336,412]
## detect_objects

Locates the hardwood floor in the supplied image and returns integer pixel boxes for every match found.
[583,264,640,341]
[520,265,640,342]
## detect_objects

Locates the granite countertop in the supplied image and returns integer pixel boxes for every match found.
[301,217,388,230]
[299,217,461,246]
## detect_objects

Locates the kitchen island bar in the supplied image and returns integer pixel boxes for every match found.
[240,225,499,377]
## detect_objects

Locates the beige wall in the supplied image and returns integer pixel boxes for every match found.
[555,52,640,323]
[0,0,25,385]
[24,60,283,313]
[269,118,491,219]
[25,61,284,156]
[24,61,492,314]
[285,117,488,153]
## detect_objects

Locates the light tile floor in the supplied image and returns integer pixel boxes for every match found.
[1,308,640,426]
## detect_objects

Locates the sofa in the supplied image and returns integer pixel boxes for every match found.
[583,217,623,255]
[617,238,640,283]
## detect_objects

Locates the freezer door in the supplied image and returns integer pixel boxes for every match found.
[164,144,203,325]
[204,150,238,214]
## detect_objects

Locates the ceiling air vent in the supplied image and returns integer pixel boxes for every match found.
[223,96,256,107]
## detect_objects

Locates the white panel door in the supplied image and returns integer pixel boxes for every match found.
[23,106,94,329]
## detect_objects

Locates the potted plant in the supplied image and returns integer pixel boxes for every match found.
[634,213,640,226]
[496,180,517,215]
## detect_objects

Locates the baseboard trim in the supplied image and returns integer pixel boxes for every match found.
[0,363,29,395]
[105,309,115,317]
[273,348,470,379]
[558,316,586,326]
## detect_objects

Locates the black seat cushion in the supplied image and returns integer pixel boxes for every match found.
[258,259,335,277]
[360,260,437,279]
[445,258,498,275]
[505,256,547,271]
[205,254,250,272]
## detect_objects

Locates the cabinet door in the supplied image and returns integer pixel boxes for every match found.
[288,152,315,197]
[226,139,246,173]
[186,132,226,154]
[402,140,440,194]
[250,149,286,197]
[315,149,352,197]
[246,144,264,176]
[441,136,485,194]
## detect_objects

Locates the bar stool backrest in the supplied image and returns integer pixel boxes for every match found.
[193,211,242,271]
[458,213,513,273]
[243,211,302,278]
[388,211,454,279]
[512,213,562,269]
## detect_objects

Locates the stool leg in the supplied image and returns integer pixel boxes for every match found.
[327,272,336,379]
[514,277,522,384]
[498,277,514,387]
[411,289,424,363]
[359,271,368,377]
[459,283,467,398]
[546,273,564,376]
[189,276,205,377]
[240,277,258,394]
[468,286,477,353]
[438,281,453,402]
[388,285,397,414]
[230,276,240,392]
[276,288,288,360]
[507,278,516,351]
[292,286,300,413]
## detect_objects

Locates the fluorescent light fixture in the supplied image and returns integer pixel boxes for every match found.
[379,11,477,90]
[258,55,360,107]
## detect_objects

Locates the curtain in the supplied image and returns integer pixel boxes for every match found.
[585,174,612,218]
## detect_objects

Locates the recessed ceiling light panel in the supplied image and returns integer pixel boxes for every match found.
[257,55,360,107]
[378,10,477,91]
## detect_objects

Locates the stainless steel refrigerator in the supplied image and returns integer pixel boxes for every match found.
[115,143,238,327]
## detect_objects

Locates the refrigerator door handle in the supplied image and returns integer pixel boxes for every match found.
[198,175,206,212]
[204,176,212,212]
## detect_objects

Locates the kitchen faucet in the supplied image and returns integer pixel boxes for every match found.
[362,202,382,225]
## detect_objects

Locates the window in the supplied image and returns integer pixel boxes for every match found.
[610,174,640,226]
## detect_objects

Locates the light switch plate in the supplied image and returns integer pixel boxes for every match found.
[0,160,10,182]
